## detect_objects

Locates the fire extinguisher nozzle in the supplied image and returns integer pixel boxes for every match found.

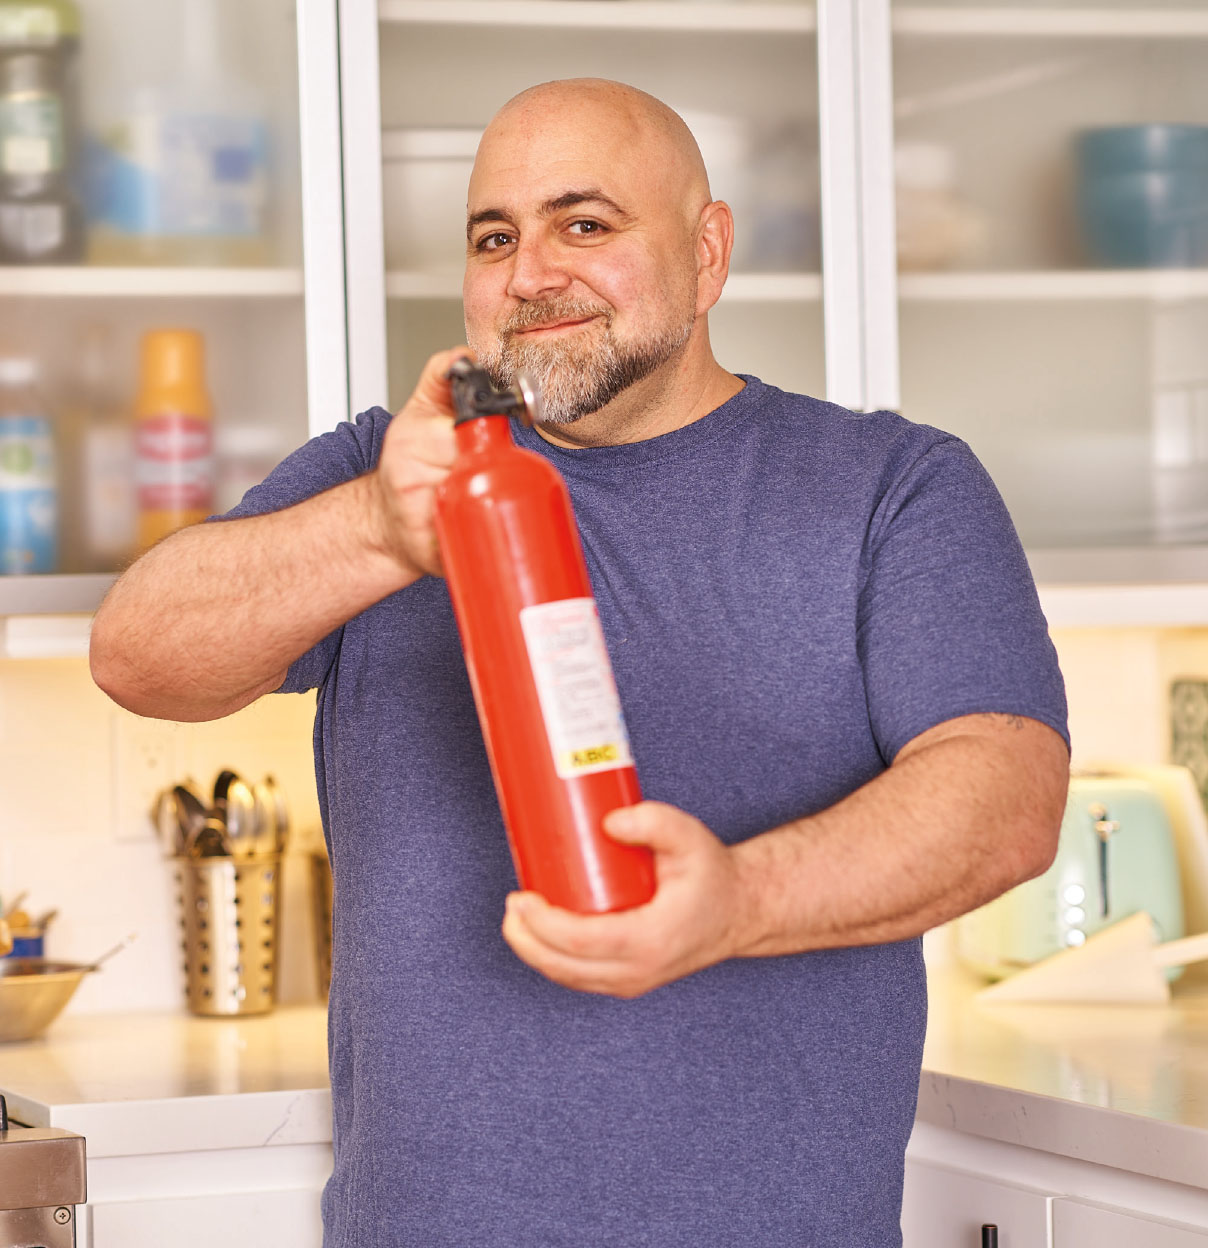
[447,359,543,429]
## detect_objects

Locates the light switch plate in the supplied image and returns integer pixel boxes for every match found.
[111,714,179,844]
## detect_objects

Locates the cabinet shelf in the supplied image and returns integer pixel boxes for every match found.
[0,574,116,619]
[1037,583,1208,629]
[377,2,1208,39]
[898,269,1208,302]
[386,269,1208,304]
[893,7,1208,38]
[385,270,824,301]
[0,268,305,299]
[378,0,815,33]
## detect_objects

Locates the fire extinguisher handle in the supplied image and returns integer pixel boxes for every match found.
[446,357,542,428]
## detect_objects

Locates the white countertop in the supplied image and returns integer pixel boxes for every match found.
[0,1005,330,1158]
[917,963,1208,1189]
[5,972,1208,1183]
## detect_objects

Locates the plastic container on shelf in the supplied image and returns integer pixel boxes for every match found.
[894,140,985,272]
[677,108,754,270]
[134,329,213,551]
[747,119,819,272]
[1074,125,1208,269]
[381,127,480,272]
[0,351,57,573]
[214,421,287,514]
[83,0,271,267]
[57,324,135,572]
[0,0,84,264]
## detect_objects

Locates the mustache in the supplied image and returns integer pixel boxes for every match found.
[500,298,612,337]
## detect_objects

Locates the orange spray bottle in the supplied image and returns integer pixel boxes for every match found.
[134,329,214,550]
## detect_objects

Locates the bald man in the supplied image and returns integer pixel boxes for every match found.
[92,80,1069,1247]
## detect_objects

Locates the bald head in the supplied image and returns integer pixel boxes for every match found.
[473,79,713,231]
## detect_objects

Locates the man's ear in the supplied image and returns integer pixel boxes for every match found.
[695,200,734,316]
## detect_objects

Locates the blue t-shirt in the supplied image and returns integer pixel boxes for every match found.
[229,376,1067,1247]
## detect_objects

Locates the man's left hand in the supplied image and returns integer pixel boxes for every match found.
[501,802,753,998]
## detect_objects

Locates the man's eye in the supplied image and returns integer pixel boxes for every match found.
[477,232,514,252]
[568,220,606,237]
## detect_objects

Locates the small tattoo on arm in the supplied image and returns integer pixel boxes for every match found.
[980,713,1025,730]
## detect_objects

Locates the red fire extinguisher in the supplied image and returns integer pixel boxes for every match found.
[434,357,656,914]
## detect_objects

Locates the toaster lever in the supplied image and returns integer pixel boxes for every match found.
[1088,803,1120,918]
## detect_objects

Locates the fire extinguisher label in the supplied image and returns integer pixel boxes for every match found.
[519,596,634,779]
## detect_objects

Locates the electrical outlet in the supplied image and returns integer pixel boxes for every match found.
[112,714,179,844]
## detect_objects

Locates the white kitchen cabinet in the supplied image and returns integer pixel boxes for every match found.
[885,2,1208,591]
[87,1188,323,1248]
[8,0,1205,622]
[902,1157,1054,1246]
[344,0,847,419]
[0,0,348,617]
[905,1120,1208,1248]
[1053,1199,1208,1247]
[332,0,1208,627]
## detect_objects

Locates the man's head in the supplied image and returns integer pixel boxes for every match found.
[463,79,732,426]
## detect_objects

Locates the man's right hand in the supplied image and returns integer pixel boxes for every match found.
[370,347,467,579]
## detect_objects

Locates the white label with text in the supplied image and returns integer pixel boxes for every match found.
[519,596,633,779]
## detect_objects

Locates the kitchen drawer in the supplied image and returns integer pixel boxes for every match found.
[1053,1198,1208,1247]
[902,1157,1054,1248]
[86,1189,322,1248]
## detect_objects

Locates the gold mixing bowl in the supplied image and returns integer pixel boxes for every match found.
[0,958,94,1043]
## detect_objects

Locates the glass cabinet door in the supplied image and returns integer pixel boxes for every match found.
[890,0,1208,579]
[0,0,322,610]
[367,2,824,417]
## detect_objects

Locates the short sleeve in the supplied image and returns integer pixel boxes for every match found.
[212,406,392,694]
[856,435,1069,762]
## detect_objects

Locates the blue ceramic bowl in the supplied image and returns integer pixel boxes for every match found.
[1077,168,1208,266]
[1076,125,1208,177]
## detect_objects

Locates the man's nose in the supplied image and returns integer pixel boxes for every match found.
[506,236,572,302]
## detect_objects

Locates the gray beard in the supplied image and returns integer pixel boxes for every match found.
[473,299,693,425]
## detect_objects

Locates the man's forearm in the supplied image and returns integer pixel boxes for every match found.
[90,473,418,722]
[729,715,1070,957]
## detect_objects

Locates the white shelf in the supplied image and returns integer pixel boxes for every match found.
[386,269,1208,304]
[893,7,1208,38]
[724,273,824,301]
[898,269,1208,303]
[385,271,462,300]
[1038,583,1208,629]
[0,268,305,298]
[378,0,815,33]
[385,270,824,301]
[378,2,1208,39]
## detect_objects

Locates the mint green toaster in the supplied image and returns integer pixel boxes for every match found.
[954,774,1185,980]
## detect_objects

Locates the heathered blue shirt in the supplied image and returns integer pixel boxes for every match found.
[229,376,1068,1248]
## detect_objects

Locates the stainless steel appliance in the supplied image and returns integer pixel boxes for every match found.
[0,1095,85,1247]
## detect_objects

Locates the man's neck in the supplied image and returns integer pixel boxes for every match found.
[532,351,745,450]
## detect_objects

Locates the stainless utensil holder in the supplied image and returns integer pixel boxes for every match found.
[175,854,282,1016]
[309,850,333,999]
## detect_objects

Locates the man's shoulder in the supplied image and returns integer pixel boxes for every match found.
[739,375,958,471]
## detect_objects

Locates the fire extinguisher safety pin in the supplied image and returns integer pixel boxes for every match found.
[446,357,542,428]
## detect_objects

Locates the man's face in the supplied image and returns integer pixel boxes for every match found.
[463,100,700,424]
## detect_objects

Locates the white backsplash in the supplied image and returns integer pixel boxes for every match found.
[0,657,323,1016]
[5,625,1208,1013]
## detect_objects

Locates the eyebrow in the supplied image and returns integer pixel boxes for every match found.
[466,188,633,241]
